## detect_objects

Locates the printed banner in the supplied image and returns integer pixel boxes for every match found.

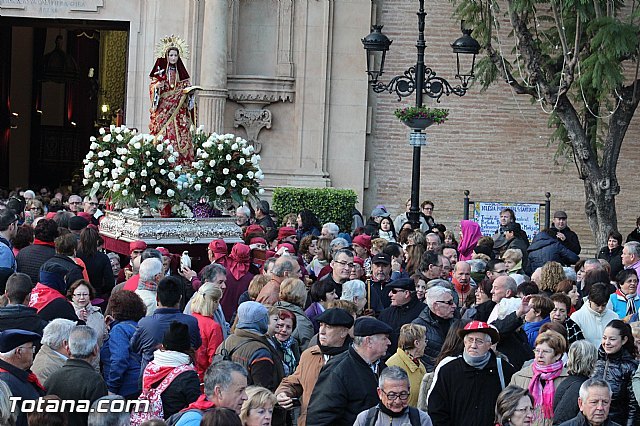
[473,202,541,241]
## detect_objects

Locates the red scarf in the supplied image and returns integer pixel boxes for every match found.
[28,283,67,313]
[33,238,55,247]
[123,274,140,292]
[452,277,470,305]
[0,367,46,392]
[179,394,216,413]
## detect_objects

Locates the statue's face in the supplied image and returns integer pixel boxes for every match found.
[167,49,179,65]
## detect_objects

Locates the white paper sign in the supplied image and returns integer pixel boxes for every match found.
[473,202,541,241]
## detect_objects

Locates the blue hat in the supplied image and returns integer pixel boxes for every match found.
[0,329,41,352]
[237,301,269,334]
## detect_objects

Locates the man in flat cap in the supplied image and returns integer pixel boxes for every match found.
[428,321,516,426]
[276,308,355,426]
[378,278,426,360]
[306,316,392,426]
[0,329,45,426]
[551,210,581,255]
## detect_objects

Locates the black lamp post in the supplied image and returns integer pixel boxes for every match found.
[362,3,480,228]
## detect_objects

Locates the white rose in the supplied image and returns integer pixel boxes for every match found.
[107,181,114,188]
[116,134,124,142]
[150,179,157,186]
[225,154,232,161]
[177,182,183,190]
[97,158,104,166]
[145,151,151,156]
[255,170,264,180]
[158,159,165,165]
[141,185,147,192]
[160,169,167,175]
[87,151,95,158]
[127,158,134,165]
[156,145,163,153]
[94,171,101,178]
[202,152,209,159]
[167,189,175,197]
[155,187,162,195]
[146,161,153,167]
[197,171,204,177]
[157,135,164,141]
[99,127,105,135]
[113,183,121,191]
[202,141,213,149]
[231,143,238,150]
[90,136,97,142]
[216,186,225,196]
[168,172,176,180]
[247,171,254,179]
[132,142,140,149]
[239,158,246,165]
[124,178,131,185]
[129,172,136,179]
[122,189,128,196]
[205,177,212,183]
[82,178,89,185]
[90,142,99,150]
[168,156,175,163]
[230,180,237,187]
[93,182,100,189]
[194,184,202,191]
[236,174,243,180]
[217,144,224,151]
[241,188,250,196]
[141,170,148,177]
[209,160,216,167]
[223,168,229,175]
[103,168,109,174]
[117,167,125,174]
[175,165,183,172]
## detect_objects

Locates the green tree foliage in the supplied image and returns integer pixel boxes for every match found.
[272,187,358,231]
[451,0,640,245]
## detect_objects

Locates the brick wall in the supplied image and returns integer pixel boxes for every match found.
[364,0,640,255]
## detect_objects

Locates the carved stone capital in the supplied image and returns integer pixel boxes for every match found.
[228,75,295,107]
[233,108,272,153]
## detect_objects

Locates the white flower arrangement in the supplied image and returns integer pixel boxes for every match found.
[171,201,194,218]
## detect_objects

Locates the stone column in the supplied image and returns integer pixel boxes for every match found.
[198,0,228,132]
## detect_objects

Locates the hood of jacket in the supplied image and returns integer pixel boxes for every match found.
[528,232,558,252]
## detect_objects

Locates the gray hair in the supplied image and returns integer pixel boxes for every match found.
[141,248,163,262]
[88,396,130,426]
[139,258,162,283]
[563,267,577,281]
[0,380,16,425]
[204,361,248,396]
[497,276,518,295]
[466,259,486,274]
[68,325,98,359]
[510,274,527,286]
[272,256,297,277]
[42,318,77,350]
[426,278,454,291]
[332,248,354,262]
[201,263,227,283]
[567,340,598,376]
[236,205,251,218]
[323,222,339,237]
[341,280,366,301]
[330,238,350,255]
[425,233,441,243]
[584,258,604,270]
[425,286,452,309]
[579,378,612,401]
[379,365,410,389]
[625,242,640,258]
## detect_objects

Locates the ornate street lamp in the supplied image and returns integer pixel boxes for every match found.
[362,3,480,228]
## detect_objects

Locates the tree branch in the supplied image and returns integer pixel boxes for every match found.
[485,44,537,96]
[550,0,571,63]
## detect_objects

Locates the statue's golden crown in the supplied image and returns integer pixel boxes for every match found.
[154,35,190,60]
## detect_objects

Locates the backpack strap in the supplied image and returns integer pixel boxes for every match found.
[364,406,379,426]
[154,364,196,394]
[408,407,422,426]
[496,357,505,390]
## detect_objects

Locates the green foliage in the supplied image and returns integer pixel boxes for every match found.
[272,187,358,232]
[393,106,450,124]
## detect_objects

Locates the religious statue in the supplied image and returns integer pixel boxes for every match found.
[148,35,199,164]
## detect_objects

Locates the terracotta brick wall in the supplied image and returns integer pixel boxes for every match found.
[363,0,640,255]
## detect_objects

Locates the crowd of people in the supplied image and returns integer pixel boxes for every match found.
[1,189,640,426]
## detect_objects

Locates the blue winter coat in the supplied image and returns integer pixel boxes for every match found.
[101,319,141,397]
[526,232,580,274]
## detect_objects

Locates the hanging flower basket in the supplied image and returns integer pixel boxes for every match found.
[394,106,449,130]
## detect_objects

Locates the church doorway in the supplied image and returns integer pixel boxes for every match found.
[0,17,129,191]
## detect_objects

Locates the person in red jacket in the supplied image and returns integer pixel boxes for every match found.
[189,283,224,381]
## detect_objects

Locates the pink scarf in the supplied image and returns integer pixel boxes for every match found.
[458,220,482,261]
[528,360,563,418]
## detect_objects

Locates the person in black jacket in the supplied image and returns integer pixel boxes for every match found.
[627,216,640,243]
[306,317,392,426]
[591,320,639,426]
[558,378,621,426]
[0,273,47,335]
[503,222,529,271]
[428,320,516,426]
[551,210,582,255]
[16,218,58,284]
[553,340,599,425]
[76,227,114,301]
[527,229,580,275]
[378,278,426,360]
[412,285,456,372]
[598,230,624,280]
